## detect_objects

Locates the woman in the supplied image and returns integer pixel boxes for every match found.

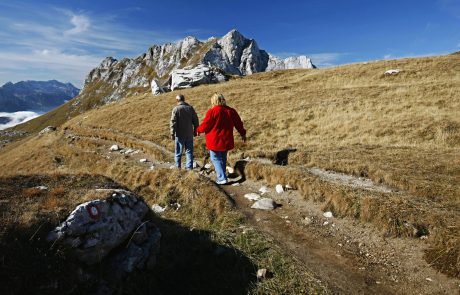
[197,93,246,184]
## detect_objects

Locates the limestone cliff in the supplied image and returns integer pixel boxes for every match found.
[75,29,315,106]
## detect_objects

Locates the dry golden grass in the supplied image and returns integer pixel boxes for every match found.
[0,144,327,294]
[4,53,460,277]
[45,53,459,203]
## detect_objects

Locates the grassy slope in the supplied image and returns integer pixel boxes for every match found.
[62,53,459,203]
[58,53,459,277]
[0,133,327,294]
[1,53,459,280]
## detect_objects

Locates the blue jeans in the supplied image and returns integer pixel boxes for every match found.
[175,137,194,169]
[210,150,227,182]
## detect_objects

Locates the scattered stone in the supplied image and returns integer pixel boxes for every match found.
[323,211,333,218]
[170,203,181,211]
[110,145,120,151]
[231,183,240,186]
[244,193,261,201]
[151,79,165,96]
[285,184,293,190]
[384,69,401,75]
[226,166,234,174]
[420,235,428,240]
[47,190,152,266]
[139,159,148,163]
[302,217,312,225]
[193,161,200,169]
[204,163,212,169]
[124,149,135,154]
[257,268,268,280]
[275,184,284,194]
[35,185,48,190]
[39,126,56,135]
[323,221,330,226]
[258,186,269,194]
[425,277,433,282]
[251,198,277,210]
[169,165,176,169]
[149,165,155,170]
[152,204,166,214]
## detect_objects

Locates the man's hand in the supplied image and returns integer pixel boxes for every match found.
[171,134,175,140]
[241,134,247,143]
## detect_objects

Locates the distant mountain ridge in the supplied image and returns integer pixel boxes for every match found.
[76,29,315,105]
[13,30,317,133]
[0,80,80,112]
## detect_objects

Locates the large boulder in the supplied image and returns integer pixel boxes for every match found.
[151,79,165,96]
[171,64,227,91]
[110,221,161,278]
[47,189,156,267]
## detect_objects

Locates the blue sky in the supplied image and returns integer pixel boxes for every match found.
[0,0,459,88]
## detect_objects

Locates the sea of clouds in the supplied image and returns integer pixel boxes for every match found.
[0,111,41,130]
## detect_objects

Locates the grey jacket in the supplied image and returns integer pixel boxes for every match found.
[170,101,199,139]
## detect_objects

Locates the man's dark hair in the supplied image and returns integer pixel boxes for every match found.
[176,94,185,101]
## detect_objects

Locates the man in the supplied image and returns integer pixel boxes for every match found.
[170,94,199,169]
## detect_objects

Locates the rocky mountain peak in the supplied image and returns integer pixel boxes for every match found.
[219,29,247,45]
[78,29,316,104]
[178,36,202,58]
[100,57,118,68]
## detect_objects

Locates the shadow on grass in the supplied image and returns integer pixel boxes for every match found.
[0,174,257,295]
[125,214,257,295]
[274,148,297,166]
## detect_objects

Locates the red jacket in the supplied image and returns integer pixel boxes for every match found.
[196,105,246,151]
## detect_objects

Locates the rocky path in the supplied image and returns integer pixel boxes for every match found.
[70,128,460,294]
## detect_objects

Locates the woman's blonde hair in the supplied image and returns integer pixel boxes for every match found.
[211,93,226,106]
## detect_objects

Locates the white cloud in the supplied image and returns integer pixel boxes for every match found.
[0,49,103,87]
[382,52,449,60]
[0,5,191,87]
[383,54,393,60]
[65,14,90,35]
[0,111,41,130]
